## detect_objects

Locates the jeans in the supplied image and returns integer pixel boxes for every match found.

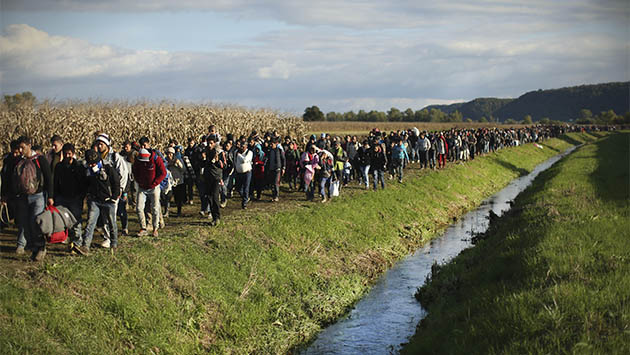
[360,165,370,187]
[206,178,221,221]
[55,195,83,244]
[269,169,282,199]
[393,159,404,182]
[419,150,428,169]
[82,199,117,248]
[116,196,128,230]
[137,186,161,231]
[373,169,385,189]
[184,177,195,203]
[320,176,330,198]
[197,180,209,213]
[235,171,252,207]
[101,199,119,242]
[15,192,45,250]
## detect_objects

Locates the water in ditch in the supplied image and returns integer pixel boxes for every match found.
[303,146,577,355]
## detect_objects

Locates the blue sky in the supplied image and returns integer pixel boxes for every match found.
[1,1,628,114]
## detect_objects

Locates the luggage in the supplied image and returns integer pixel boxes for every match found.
[35,205,78,244]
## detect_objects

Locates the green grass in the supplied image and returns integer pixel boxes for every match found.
[401,131,629,354]
[0,132,605,354]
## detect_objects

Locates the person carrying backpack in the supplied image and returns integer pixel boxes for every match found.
[133,148,167,237]
[73,149,120,255]
[13,136,53,261]
[94,133,128,248]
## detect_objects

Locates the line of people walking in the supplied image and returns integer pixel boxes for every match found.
[0,124,572,261]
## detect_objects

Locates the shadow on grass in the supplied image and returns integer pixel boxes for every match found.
[495,158,530,176]
[558,134,585,146]
[590,132,629,207]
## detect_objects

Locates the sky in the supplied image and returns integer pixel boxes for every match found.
[0,0,628,114]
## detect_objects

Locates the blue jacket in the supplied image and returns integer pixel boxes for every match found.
[392,144,409,161]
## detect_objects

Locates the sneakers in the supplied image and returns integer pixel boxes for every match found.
[199,211,206,217]
[321,196,327,203]
[272,197,279,202]
[122,228,129,236]
[100,238,111,249]
[31,248,46,262]
[137,229,148,237]
[73,245,89,256]
[210,219,220,227]
[15,246,25,255]
[220,200,227,208]
[152,229,159,237]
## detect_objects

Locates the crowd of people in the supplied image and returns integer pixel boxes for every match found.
[0,124,573,261]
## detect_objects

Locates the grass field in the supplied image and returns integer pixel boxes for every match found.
[401,131,629,354]
[0,132,602,353]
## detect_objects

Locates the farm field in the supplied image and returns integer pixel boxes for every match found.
[0,132,601,354]
[402,131,629,354]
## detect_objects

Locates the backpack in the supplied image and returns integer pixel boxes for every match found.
[13,155,42,195]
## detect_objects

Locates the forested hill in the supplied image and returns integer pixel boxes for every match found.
[424,98,514,121]
[494,82,629,121]
[423,82,629,122]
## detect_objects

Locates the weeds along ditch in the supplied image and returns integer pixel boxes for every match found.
[0,132,605,354]
[401,131,629,354]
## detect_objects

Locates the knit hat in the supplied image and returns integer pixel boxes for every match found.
[95,133,111,147]
[138,148,151,162]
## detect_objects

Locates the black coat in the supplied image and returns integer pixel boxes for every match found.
[86,163,120,202]
[53,159,87,199]
[265,147,285,171]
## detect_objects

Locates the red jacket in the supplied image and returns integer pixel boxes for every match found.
[133,152,167,190]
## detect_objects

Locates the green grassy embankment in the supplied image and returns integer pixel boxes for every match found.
[402,131,629,354]
[0,132,603,354]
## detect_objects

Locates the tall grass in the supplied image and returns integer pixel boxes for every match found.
[402,131,629,354]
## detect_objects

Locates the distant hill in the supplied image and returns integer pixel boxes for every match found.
[425,98,513,120]
[423,82,629,122]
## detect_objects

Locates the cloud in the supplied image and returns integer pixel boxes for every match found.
[257,60,296,79]
[0,24,179,79]
[1,21,626,113]
[4,0,628,29]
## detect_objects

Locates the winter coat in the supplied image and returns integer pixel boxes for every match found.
[265,147,285,171]
[86,162,120,202]
[102,150,129,194]
[53,158,87,199]
[370,149,388,171]
[0,153,19,199]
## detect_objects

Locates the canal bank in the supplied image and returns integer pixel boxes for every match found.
[0,132,604,354]
[401,131,629,354]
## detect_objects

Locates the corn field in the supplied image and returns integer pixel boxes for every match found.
[0,100,306,157]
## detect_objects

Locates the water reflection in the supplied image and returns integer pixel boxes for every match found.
[303,146,576,355]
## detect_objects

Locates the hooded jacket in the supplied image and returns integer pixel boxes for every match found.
[133,152,167,190]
